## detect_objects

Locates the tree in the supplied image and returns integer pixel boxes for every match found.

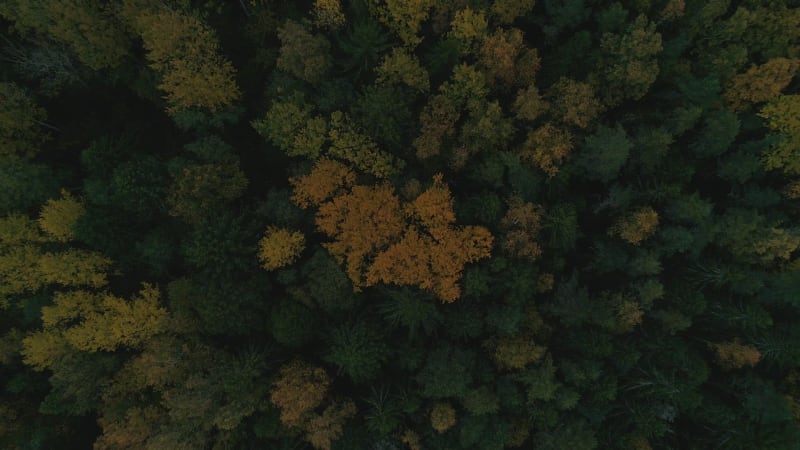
[270,360,356,450]
[271,360,331,428]
[277,20,331,85]
[123,2,239,113]
[725,58,800,111]
[520,123,573,177]
[258,227,305,271]
[596,15,662,105]
[513,84,548,122]
[0,82,49,160]
[37,190,84,242]
[611,207,659,245]
[449,7,488,53]
[548,77,602,128]
[22,284,166,370]
[499,197,543,261]
[326,321,388,383]
[759,95,800,175]
[368,0,435,47]
[430,402,456,433]
[313,0,346,30]
[376,47,430,93]
[577,124,632,182]
[304,400,357,450]
[315,183,406,287]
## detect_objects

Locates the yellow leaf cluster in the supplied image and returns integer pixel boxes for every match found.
[369,0,435,47]
[520,123,574,177]
[430,402,456,433]
[38,190,84,242]
[549,77,603,129]
[313,0,346,30]
[725,58,800,111]
[449,7,488,52]
[124,2,239,113]
[258,227,305,271]
[612,207,659,245]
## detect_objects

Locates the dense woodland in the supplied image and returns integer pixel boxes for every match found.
[1,0,800,449]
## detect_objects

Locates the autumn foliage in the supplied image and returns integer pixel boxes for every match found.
[292,172,492,302]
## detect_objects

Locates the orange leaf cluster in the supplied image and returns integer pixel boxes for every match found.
[290,159,356,208]
[711,340,761,370]
[293,173,493,302]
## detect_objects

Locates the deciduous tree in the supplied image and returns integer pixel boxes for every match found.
[258,227,305,271]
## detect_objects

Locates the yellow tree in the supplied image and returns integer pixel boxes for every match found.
[514,84,548,122]
[710,340,761,370]
[270,360,355,450]
[313,0,346,30]
[38,190,84,242]
[376,48,431,93]
[491,0,536,25]
[0,214,111,299]
[430,402,456,432]
[490,336,546,371]
[548,77,603,129]
[258,227,305,271]
[123,1,239,113]
[611,207,660,245]
[305,400,357,450]
[22,284,167,369]
[369,0,435,47]
[725,58,800,111]
[449,7,488,53]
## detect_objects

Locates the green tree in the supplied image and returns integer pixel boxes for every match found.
[0,82,49,160]
[577,124,632,182]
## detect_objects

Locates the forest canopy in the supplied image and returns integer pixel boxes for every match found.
[1,0,800,449]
